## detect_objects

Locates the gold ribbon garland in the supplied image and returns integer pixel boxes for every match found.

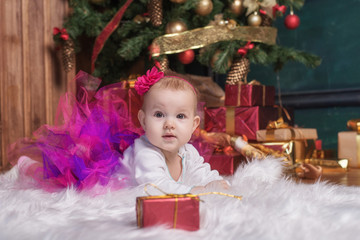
[151,25,277,57]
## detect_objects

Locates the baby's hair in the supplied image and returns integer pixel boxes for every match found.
[155,76,198,96]
[144,76,199,113]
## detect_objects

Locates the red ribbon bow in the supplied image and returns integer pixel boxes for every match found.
[53,27,69,41]
[237,41,254,56]
[259,9,267,15]
[272,4,287,18]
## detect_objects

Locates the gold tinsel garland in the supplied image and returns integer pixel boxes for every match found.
[151,25,277,57]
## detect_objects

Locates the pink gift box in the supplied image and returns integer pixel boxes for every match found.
[204,106,288,140]
[208,148,246,175]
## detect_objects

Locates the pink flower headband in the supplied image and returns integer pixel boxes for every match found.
[134,66,196,96]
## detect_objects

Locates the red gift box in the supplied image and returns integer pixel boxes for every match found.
[97,84,142,129]
[204,106,289,140]
[224,82,275,107]
[136,195,200,231]
[208,148,246,175]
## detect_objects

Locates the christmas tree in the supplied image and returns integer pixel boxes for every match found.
[54,0,321,85]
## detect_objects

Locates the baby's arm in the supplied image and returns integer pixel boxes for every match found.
[133,149,193,194]
[190,180,230,193]
[185,144,230,193]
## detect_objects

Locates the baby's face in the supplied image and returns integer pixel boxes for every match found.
[138,85,200,155]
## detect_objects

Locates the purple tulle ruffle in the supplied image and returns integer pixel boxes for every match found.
[9,71,143,192]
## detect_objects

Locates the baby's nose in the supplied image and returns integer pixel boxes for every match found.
[164,118,175,129]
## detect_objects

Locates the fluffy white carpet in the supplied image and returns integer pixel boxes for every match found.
[1,157,360,240]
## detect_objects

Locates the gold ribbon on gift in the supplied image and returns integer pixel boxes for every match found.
[347,119,360,133]
[151,26,277,57]
[120,74,139,88]
[230,80,268,107]
[138,183,242,229]
[266,116,289,130]
[265,117,291,141]
[143,183,242,200]
[248,80,267,106]
[226,107,236,135]
[235,81,244,106]
[265,116,307,147]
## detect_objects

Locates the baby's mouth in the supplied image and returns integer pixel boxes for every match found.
[162,133,176,139]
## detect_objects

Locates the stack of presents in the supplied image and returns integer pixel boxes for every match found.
[203,79,349,176]
[113,73,354,231]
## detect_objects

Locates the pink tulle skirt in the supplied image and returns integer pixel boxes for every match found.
[8,71,143,192]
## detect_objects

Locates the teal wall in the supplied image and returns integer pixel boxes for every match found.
[248,0,360,152]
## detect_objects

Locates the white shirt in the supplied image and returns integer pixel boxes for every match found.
[121,135,223,194]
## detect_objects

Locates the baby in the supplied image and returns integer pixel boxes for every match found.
[122,67,229,194]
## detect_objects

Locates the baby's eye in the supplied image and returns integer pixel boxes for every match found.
[154,111,164,118]
[177,113,186,119]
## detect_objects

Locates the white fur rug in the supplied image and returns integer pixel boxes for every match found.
[1,157,360,240]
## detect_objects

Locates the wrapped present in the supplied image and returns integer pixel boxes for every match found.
[225,81,275,107]
[256,128,318,142]
[250,140,316,165]
[136,184,243,231]
[338,131,360,168]
[136,194,200,231]
[100,78,142,129]
[207,147,246,175]
[204,106,291,140]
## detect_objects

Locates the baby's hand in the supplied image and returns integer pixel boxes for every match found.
[205,180,230,190]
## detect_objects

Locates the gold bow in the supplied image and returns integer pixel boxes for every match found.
[266,117,289,129]
[347,119,360,133]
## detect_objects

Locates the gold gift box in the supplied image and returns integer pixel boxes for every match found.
[250,140,316,166]
[256,128,318,142]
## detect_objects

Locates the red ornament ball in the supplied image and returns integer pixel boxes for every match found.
[284,14,300,30]
[178,50,195,64]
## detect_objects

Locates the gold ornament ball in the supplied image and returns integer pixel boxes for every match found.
[170,0,187,3]
[230,0,244,16]
[195,0,213,16]
[211,50,232,70]
[226,19,237,30]
[165,20,188,34]
[247,12,262,26]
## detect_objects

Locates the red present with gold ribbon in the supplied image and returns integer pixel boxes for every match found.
[224,81,275,107]
[204,106,290,140]
[99,76,142,129]
[136,194,200,231]
[136,184,242,231]
[207,147,246,175]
